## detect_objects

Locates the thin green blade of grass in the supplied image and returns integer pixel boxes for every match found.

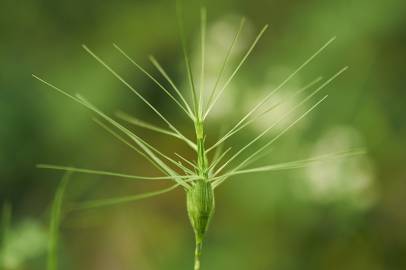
[214,98,328,187]
[33,75,168,174]
[48,171,72,270]
[34,75,176,171]
[76,95,192,188]
[204,24,269,119]
[208,125,228,160]
[33,76,190,188]
[210,133,224,162]
[207,76,323,153]
[175,153,198,171]
[33,75,79,101]
[82,45,191,143]
[98,113,195,177]
[198,7,207,118]
[116,111,197,150]
[208,147,232,174]
[214,95,329,179]
[149,56,194,117]
[214,149,366,181]
[92,118,169,175]
[36,164,192,180]
[229,68,348,172]
[79,96,196,178]
[113,43,193,120]
[221,37,337,136]
[176,1,199,117]
[97,113,193,175]
[116,111,180,137]
[92,109,196,176]
[177,162,194,175]
[214,67,347,176]
[93,118,198,181]
[205,17,245,114]
[213,92,322,177]
[236,146,274,169]
[73,184,180,210]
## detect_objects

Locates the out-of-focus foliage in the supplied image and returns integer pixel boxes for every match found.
[1,0,405,269]
[1,205,47,270]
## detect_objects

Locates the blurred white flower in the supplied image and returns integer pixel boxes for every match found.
[190,15,254,119]
[1,220,48,269]
[305,126,376,209]
[243,67,307,133]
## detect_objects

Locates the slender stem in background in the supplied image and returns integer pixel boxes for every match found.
[48,172,71,270]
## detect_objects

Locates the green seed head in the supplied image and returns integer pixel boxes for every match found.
[186,180,215,243]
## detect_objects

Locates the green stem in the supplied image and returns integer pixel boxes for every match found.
[194,238,203,270]
[188,119,214,270]
[195,120,208,178]
[194,119,206,270]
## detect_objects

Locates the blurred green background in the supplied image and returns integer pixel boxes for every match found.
[1,0,405,269]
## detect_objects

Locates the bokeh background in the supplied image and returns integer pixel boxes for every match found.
[1,0,405,269]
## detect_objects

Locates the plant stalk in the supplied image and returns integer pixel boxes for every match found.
[194,237,203,270]
[186,118,214,270]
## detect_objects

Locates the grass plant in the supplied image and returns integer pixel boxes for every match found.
[33,4,362,269]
